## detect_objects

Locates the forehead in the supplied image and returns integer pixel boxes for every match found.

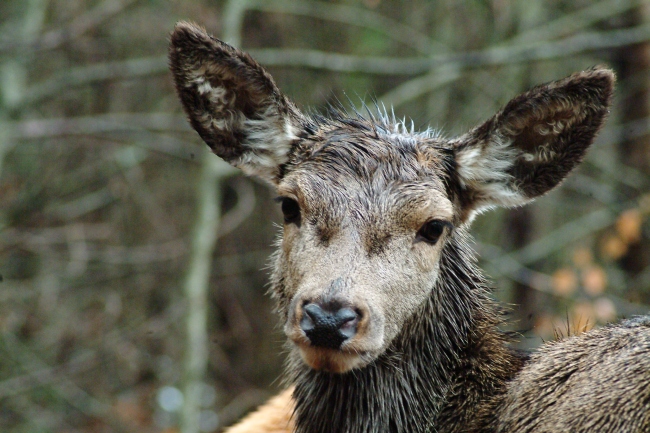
[279,119,452,208]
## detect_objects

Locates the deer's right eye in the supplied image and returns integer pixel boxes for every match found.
[416,219,452,245]
[280,197,301,224]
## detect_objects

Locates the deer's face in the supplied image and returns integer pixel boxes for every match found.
[273,128,455,372]
[170,23,613,373]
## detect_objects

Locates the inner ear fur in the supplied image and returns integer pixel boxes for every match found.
[453,67,615,216]
[169,22,306,183]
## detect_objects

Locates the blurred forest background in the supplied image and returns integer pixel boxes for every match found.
[1,0,649,432]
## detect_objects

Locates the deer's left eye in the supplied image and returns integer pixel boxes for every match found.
[416,220,451,245]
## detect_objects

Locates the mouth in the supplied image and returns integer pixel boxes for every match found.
[295,343,369,373]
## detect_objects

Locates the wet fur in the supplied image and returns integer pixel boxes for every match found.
[287,228,527,433]
[169,22,650,433]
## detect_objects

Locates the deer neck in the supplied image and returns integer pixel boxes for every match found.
[287,234,524,433]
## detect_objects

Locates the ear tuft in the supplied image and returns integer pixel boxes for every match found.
[453,67,615,219]
[169,22,306,183]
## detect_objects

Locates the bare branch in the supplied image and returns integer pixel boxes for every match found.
[0,224,113,246]
[46,188,115,220]
[9,113,200,160]
[9,113,191,139]
[512,0,639,44]
[249,24,650,74]
[378,64,461,108]
[488,208,616,274]
[22,55,168,106]
[0,0,139,53]
[247,0,443,55]
[378,0,640,108]
[91,239,189,264]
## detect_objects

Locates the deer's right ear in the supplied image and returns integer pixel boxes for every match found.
[169,22,307,184]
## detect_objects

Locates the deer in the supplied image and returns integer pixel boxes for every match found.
[169,22,650,433]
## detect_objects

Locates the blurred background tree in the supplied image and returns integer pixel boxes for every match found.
[0,0,649,432]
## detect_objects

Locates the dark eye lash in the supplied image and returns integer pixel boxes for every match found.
[423,219,454,231]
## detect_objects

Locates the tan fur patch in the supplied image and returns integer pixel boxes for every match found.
[223,388,295,433]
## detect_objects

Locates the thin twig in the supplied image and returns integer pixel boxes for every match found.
[9,113,191,139]
[0,0,140,53]
[89,239,189,264]
[378,64,461,107]
[247,0,443,55]
[511,0,638,44]
[0,224,112,246]
[489,208,616,273]
[9,114,200,162]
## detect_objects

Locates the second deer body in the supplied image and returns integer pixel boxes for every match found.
[169,22,650,433]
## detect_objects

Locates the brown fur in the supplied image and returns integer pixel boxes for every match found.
[169,22,650,433]
[496,317,650,432]
[222,388,294,433]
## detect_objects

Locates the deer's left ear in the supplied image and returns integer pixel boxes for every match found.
[451,67,615,220]
[169,22,308,184]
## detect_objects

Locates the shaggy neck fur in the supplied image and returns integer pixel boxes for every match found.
[286,229,526,433]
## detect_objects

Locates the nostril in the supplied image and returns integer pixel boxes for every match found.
[337,307,359,339]
[335,307,358,326]
[336,307,357,320]
[300,308,316,332]
[303,303,323,320]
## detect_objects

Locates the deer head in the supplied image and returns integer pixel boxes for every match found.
[170,22,614,374]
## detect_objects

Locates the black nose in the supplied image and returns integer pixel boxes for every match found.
[300,301,360,349]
